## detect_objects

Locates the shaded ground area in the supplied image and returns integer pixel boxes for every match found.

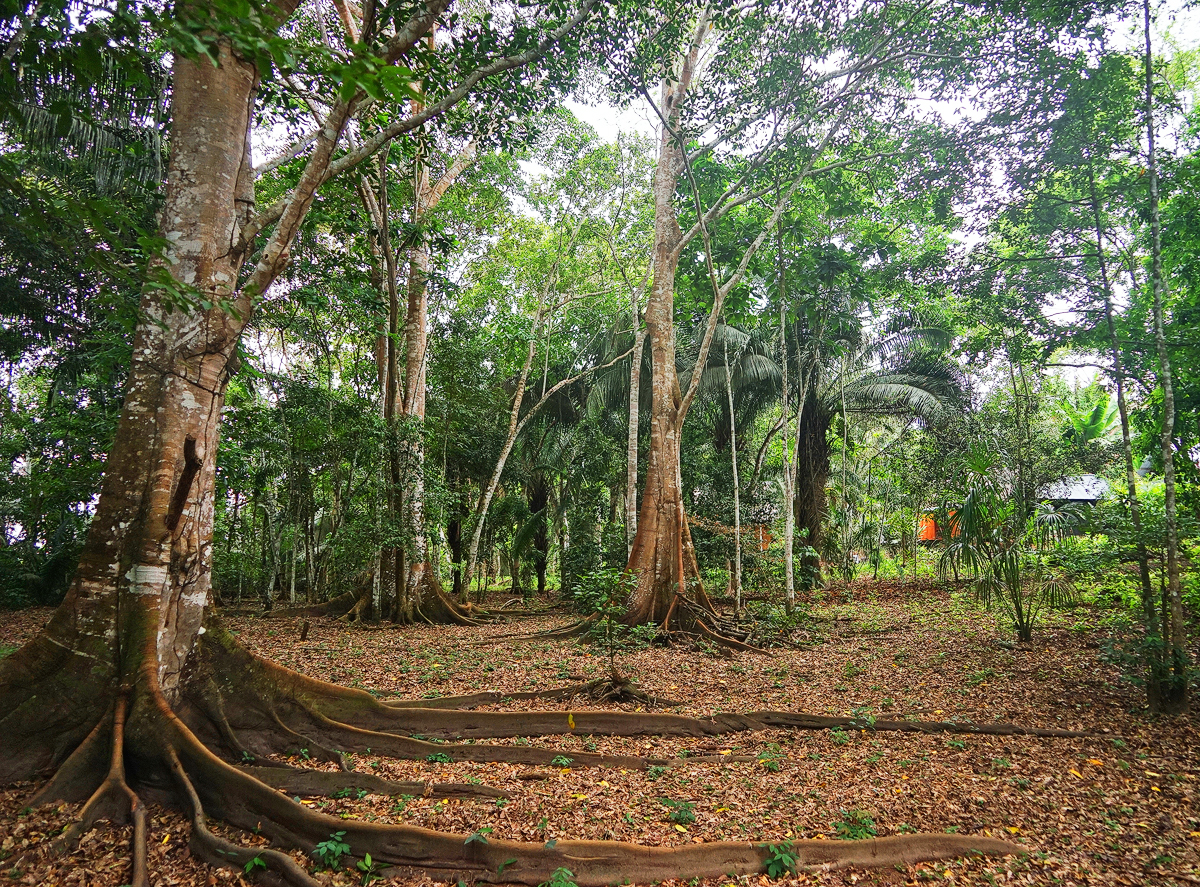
[1,579,1197,886]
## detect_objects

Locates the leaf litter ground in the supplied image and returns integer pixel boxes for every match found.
[1,579,1197,887]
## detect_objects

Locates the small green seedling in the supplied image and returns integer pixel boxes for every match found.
[756,743,784,773]
[313,831,350,871]
[539,867,577,887]
[244,854,267,874]
[551,755,574,767]
[834,809,877,840]
[426,752,453,763]
[465,827,493,845]
[660,798,696,825]
[760,842,798,878]
[357,852,384,885]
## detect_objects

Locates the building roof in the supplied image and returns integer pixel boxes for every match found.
[1040,474,1110,502]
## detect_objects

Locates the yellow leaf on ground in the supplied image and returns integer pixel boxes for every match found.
[1087,759,1104,766]
[1007,827,1020,834]
[567,713,575,729]
[1069,769,1083,778]
[675,825,687,833]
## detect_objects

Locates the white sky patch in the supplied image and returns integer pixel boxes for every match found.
[564,97,657,144]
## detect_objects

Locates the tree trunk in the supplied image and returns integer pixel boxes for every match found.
[626,328,646,558]
[0,33,261,771]
[793,399,832,589]
[621,71,698,627]
[396,126,478,625]
[1087,159,1164,710]
[722,326,742,612]
[1141,0,1189,714]
[447,502,464,600]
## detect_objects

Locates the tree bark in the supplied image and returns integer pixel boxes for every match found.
[792,399,832,589]
[1141,0,1188,713]
[625,327,646,558]
[619,15,714,629]
[722,325,742,612]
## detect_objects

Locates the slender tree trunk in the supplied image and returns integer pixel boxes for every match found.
[528,475,550,597]
[1141,0,1188,713]
[626,328,646,559]
[1087,160,1164,708]
[722,325,742,613]
[397,127,477,623]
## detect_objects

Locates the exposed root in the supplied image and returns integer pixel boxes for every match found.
[195,627,1090,750]
[165,743,320,887]
[164,698,1023,886]
[266,586,366,620]
[25,708,112,807]
[2,611,1039,887]
[384,676,681,710]
[32,695,149,887]
[482,613,600,643]
[240,765,511,800]
[412,566,487,626]
[586,671,682,706]
[381,681,612,709]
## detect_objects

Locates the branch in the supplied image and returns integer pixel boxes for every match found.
[243,0,601,242]
[238,2,450,296]
[254,130,319,178]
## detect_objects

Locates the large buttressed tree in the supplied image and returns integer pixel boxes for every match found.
[610,0,1076,632]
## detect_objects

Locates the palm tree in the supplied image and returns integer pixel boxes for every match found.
[790,326,965,586]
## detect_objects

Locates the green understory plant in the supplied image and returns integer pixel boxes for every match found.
[760,841,799,878]
[835,809,877,840]
[938,448,1080,642]
[313,830,350,871]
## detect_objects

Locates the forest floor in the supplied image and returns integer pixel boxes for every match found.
[1,578,1198,887]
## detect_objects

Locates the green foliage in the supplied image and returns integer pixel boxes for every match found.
[756,743,784,772]
[571,568,651,674]
[937,448,1082,642]
[834,809,877,840]
[538,867,577,887]
[550,755,574,767]
[759,842,799,878]
[244,854,267,874]
[357,852,384,885]
[312,831,350,871]
[426,752,453,764]
[659,798,697,825]
[465,827,493,845]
